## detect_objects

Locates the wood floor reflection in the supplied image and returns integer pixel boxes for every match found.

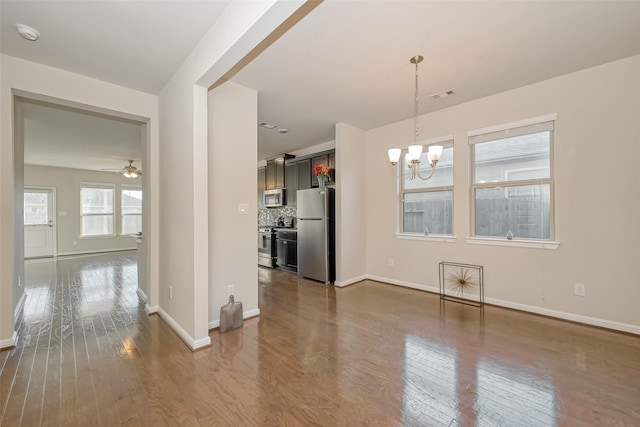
[1,251,639,426]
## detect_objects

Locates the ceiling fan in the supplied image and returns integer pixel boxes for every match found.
[101,160,142,178]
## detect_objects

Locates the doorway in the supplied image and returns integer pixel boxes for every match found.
[24,187,56,259]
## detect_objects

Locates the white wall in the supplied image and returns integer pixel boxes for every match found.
[365,55,640,332]
[208,81,259,326]
[335,123,367,286]
[0,54,159,347]
[156,0,307,348]
[24,165,140,255]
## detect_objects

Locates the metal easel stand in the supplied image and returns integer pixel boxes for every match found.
[439,261,484,308]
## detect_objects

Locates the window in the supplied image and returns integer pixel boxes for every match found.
[24,191,49,225]
[470,115,555,240]
[80,184,114,237]
[401,138,454,235]
[121,186,142,235]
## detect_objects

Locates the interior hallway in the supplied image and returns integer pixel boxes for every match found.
[1,251,639,426]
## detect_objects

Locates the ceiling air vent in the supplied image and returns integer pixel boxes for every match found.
[430,89,455,100]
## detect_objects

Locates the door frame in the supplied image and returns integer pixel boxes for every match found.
[24,186,57,258]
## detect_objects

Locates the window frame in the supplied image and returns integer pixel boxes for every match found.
[468,114,557,246]
[120,184,142,236]
[397,135,455,239]
[80,182,116,238]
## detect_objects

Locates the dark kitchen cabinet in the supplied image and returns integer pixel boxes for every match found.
[312,154,329,169]
[258,167,266,209]
[328,152,336,169]
[285,162,297,207]
[265,160,276,190]
[266,154,293,190]
[276,230,297,272]
[297,159,312,191]
[274,157,286,188]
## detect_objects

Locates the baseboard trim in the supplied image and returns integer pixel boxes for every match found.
[0,331,18,350]
[483,296,640,335]
[335,275,367,288]
[366,274,440,294]
[145,304,159,315]
[157,308,211,351]
[136,288,148,303]
[208,308,261,330]
[55,247,137,258]
[366,274,640,335]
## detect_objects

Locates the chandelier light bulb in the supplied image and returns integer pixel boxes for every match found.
[428,145,443,162]
[408,145,423,160]
[388,148,401,164]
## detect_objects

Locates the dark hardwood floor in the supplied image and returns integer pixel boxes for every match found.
[1,251,639,426]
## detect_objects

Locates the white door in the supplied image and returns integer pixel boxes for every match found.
[24,188,55,258]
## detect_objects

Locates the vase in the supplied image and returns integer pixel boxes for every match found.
[317,175,327,188]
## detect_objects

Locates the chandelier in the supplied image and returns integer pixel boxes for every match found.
[388,55,443,180]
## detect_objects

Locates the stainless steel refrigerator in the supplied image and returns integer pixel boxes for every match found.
[297,187,335,284]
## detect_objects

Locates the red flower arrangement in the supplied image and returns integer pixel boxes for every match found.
[313,164,330,177]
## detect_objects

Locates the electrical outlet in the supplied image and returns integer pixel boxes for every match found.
[227,285,235,297]
[574,283,586,297]
[169,285,173,299]
[73,240,78,246]
[388,258,394,267]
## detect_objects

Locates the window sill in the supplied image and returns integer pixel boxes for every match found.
[465,236,560,250]
[79,234,116,240]
[395,233,457,243]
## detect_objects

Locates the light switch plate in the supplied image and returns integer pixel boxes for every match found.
[59,211,67,217]
[239,203,249,215]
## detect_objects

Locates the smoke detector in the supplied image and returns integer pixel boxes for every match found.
[16,24,40,41]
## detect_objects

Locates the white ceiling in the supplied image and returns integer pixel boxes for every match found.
[18,98,143,172]
[237,0,640,159]
[2,1,640,166]
[1,0,230,94]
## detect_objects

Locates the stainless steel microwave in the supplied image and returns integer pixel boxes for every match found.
[264,189,284,207]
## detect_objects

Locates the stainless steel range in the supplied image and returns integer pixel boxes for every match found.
[258,227,276,268]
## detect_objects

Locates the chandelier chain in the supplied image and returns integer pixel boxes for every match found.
[414,57,419,145]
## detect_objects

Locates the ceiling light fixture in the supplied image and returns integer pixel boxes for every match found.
[388,55,443,181]
[123,160,140,179]
[16,24,40,41]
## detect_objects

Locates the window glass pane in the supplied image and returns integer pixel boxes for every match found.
[122,188,142,214]
[474,132,550,184]
[81,187,113,214]
[24,192,48,225]
[82,215,114,236]
[404,146,454,190]
[403,191,453,234]
[475,184,550,239]
[122,215,142,235]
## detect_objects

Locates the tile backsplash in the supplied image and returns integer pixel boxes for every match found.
[258,207,297,226]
